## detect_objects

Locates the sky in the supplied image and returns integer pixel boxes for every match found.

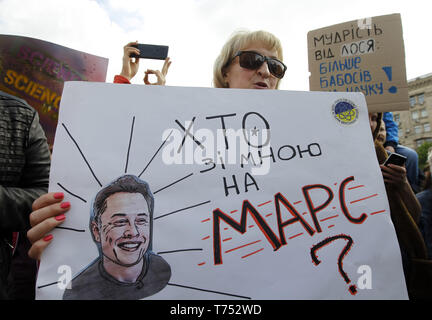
[0,0,431,91]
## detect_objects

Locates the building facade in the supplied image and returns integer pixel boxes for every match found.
[393,73,432,149]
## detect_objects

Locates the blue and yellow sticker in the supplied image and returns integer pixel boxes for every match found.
[332,99,359,125]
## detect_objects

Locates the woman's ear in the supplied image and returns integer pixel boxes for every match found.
[222,69,229,87]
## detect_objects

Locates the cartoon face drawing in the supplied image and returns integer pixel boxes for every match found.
[91,192,151,267]
[62,175,171,300]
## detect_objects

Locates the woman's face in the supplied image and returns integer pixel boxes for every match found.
[376,121,387,143]
[223,41,280,90]
[369,113,378,134]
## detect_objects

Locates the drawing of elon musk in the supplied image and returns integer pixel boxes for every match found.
[63,174,171,300]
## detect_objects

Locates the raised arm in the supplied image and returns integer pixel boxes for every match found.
[143,57,171,85]
[118,41,141,82]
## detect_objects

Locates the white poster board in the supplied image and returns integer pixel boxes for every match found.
[36,82,408,299]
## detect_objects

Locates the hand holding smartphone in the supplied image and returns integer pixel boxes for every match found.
[383,152,407,167]
[130,44,169,60]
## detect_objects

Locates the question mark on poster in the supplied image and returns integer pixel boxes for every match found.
[310,234,357,295]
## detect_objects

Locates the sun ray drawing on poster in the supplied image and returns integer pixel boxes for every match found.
[167,283,251,300]
[57,183,87,203]
[157,248,203,255]
[61,123,102,187]
[124,116,135,174]
[154,200,211,220]
[55,226,86,232]
[137,129,173,178]
[153,172,194,194]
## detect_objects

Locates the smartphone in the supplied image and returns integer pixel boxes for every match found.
[130,44,169,60]
[383,152,407,167]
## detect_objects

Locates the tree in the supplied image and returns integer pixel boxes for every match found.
[416,141,432,170]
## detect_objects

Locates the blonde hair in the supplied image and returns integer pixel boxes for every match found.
[213,30,284,89]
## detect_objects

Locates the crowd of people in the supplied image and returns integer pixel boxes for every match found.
[1,29,431,300]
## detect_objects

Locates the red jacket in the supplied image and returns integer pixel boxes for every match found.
[113,75,131,84]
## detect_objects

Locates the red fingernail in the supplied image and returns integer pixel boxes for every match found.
[55,214,66,221]
[60,202,70,209]
[43,235,53,242]
[54,192,64,199]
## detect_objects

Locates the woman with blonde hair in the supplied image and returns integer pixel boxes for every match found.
[213,30,286,90]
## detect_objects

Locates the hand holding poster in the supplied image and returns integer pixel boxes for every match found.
[0,35,108,145]
[308,13,409,112]
[36,82,408,299]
